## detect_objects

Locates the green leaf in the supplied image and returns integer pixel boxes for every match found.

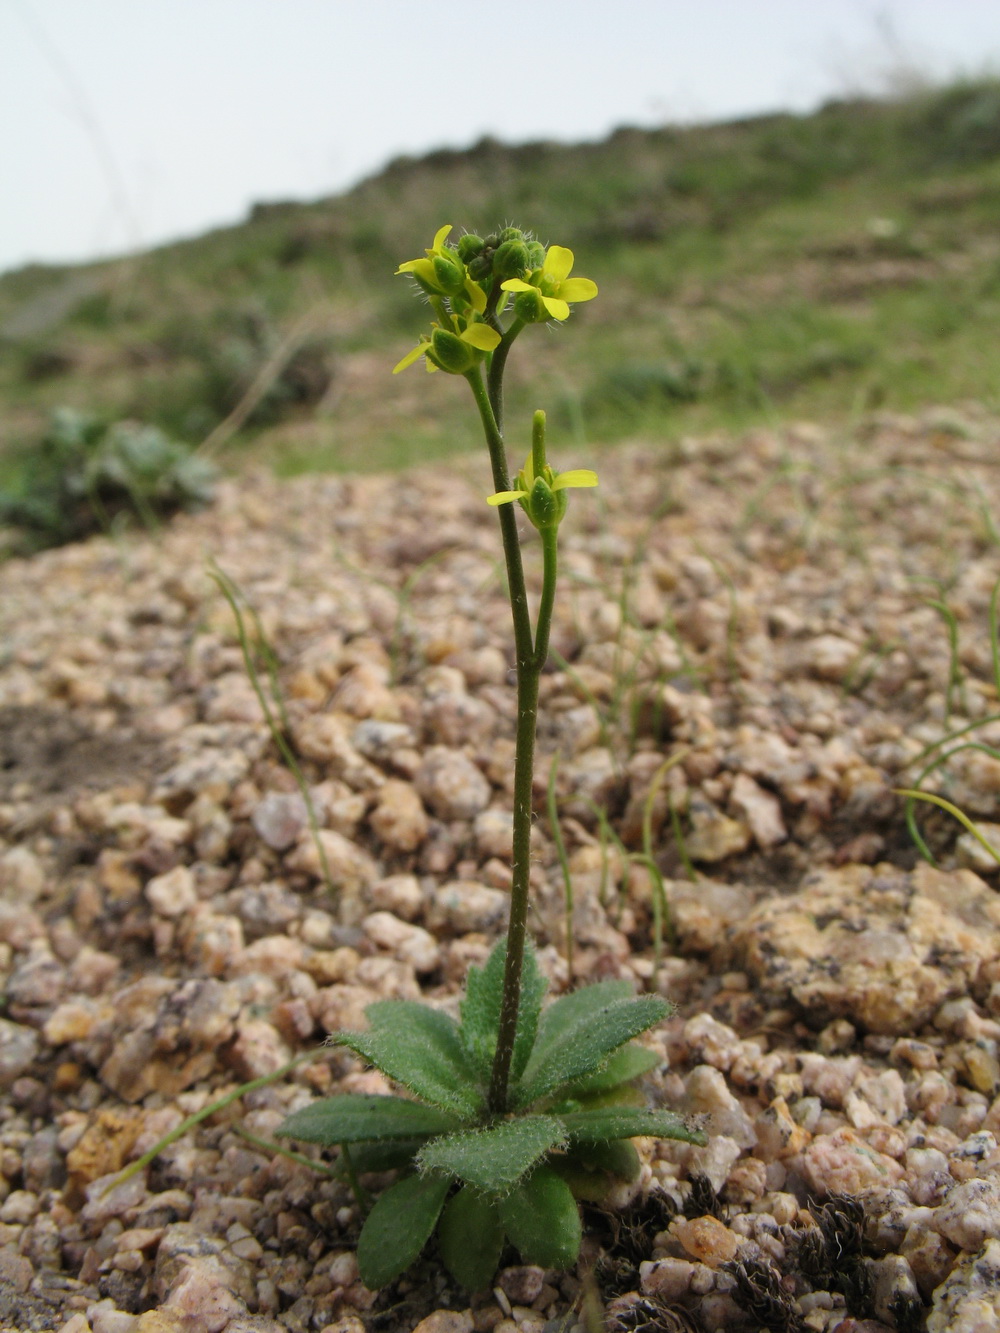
[553,1140,642,1201]
[498,1165,582,1269]
[437,1186,506,1291]
[522,980,632,1071]
[568,1138,642,1181]
[459,939,547,1082]
[417,1114,566,1195]
[558,1105,706,1146]
[336,1001,482,1116]
[276,1094,462,1146]
[356,1172,451,1290]
[335,1138,424,1175]
[514,993,670,1109]
[559,1042,660,1099]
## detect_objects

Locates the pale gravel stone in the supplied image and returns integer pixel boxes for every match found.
[251,791,308,851]
[935,1176,1000,1251]
[927,1237,1000,1333]
[415,746,491,820]
[369,779,428,852]
[0,1018,39,1085]
[362,911,440,973]
[145,865,198,917]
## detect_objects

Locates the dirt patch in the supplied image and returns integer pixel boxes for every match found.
[0,704,159,801]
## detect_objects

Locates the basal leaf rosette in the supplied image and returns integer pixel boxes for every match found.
[277,942,704,1292]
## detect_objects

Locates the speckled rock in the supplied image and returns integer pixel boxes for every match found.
[369,779,428,852]
[415,747,491,820]
[935,1176,1000,1251]
[0,1019,39,1085]
[927,1237,1000,1333]
[737,862,1000,1034]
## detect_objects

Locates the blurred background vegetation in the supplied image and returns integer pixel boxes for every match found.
[3,78,1000,548]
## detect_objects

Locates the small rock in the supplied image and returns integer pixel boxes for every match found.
[362,912,440,973]
[685,802,752,863]
[927,1236,1000,1333]
[935,1176,1000,1251]
[640,1256,696,1301]
[671,1215,738,1267]
[410,1312,474,1333]
[369,780,429,853]
[498,1265,545,1305]
[416,747,491,821]
[800,1126,905,1195]
[0,1019,39,1086]
[145,866,197,918]
[426,880,508,935]
[729,773,787,849]
[251,792,308,851]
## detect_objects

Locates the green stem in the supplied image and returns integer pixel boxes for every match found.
[486,318,524,434]
[466,367,553,1115]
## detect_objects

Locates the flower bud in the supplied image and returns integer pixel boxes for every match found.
[457,234,484,262]
[513,288,546,323]
[499,226,525,242]
[432,250,466,294]
[467,254,493,283]
[525,241,546,269]
[493,239,530,280]
[484,233,502,250]
[427,328,477,374]
[523,475,567,531]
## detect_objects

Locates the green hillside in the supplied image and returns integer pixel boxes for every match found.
[3,78,1000,491]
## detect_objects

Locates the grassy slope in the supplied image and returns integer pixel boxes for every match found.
[3,79,1000,480]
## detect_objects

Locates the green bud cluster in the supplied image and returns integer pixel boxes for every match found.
[458,225,545,288]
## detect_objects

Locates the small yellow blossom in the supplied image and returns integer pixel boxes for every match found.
[487,448,597,530]
[500,246,598,321]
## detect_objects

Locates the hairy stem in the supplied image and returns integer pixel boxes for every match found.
[466,368,551,1114]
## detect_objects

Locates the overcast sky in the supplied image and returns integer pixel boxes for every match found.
[3,0,999,275]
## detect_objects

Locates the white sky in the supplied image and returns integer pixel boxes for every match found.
[3,0,999,275]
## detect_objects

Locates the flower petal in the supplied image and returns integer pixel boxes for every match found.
[559,278,598,303]
[541,296,570,321]
[486,489,527,506]
[500,278,535,293]
[432,224,453,251]
[460,323,502,352]
[464,279,487,313]
[543,246,574,283]
[392,342,428,374]
[552,469,599,491]
[397,257,438,286]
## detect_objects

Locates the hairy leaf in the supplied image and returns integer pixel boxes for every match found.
[554,1139,642,1200]
[336,1138,424,1176]
[520,980,631,1074]
[336,1001,481,1116]
[514,993,669,1109]
[356,1172,451,1290]
[559,1042,660,1099]
[498,1165,582,1269]
[417,1114,566,1195]
[558,1105,706,1145]
[567,1137,642,1180]
[277,1094,462,1146]
[437,1186,506,1291]
[459,938,547,1081]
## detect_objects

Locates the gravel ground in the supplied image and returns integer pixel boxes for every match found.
[2,406,1000,1333]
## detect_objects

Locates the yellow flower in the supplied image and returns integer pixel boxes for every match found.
[487,449,597,530]
[500,245,598,321]
[396,224,487,312]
